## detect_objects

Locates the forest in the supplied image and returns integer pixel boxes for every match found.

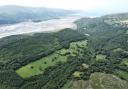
[0,13,128,89]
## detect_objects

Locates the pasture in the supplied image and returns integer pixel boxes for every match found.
[16,40,87,78]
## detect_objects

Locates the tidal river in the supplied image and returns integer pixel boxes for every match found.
[0,16,80,38]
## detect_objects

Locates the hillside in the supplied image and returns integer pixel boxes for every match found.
[62,72,128,89]
[0,12,128,89]
[74,13,128,88]
[0,5,75,25]
[0,28,87,89]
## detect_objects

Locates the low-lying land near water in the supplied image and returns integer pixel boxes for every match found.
[0,16,78,38]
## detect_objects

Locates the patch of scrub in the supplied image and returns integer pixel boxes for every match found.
[113,48,124,52]
[62,80,90,89]
[57,40,87,57]
[121,20,128,23]
[90,72,128,89]
[90,73,102,89]
[115,70,128,81]
[126,30,128,34]
[62,73,128,89]
[61,81,73,89]
[73,71,82,78]
[82,63,89,69]
[120,58,128,66]
[16,40,87,78]
[96,54,107,62]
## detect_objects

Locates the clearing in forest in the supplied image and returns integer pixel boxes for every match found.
[16,40,87,78]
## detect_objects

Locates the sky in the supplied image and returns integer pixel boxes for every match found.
[0,0,128,14]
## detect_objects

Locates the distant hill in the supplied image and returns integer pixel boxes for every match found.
[0,5,75,25]
[103,12,128,20]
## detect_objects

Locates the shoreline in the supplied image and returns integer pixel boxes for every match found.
[0,16,80,39]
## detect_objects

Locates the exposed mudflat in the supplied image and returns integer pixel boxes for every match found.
[0,16,79,38]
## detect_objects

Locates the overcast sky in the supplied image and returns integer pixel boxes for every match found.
[0,0,128,13]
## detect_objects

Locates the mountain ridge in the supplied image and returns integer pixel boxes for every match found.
[0,5,76,25]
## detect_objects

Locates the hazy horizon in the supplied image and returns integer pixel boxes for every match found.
[0,0,128,15]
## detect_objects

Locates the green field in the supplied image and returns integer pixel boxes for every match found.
[16,40,87,78]
[16,53,67,78]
